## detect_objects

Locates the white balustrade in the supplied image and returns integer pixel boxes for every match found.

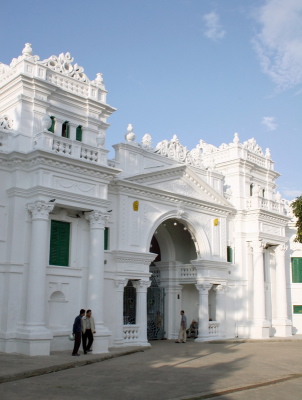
[123,325,139,342]
[179,265,196,278]
[208,321,220,335]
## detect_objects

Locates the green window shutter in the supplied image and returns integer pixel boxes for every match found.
[292,258,302,283]
[66,123,70,138]
[227,246,233,263]
[76,125,82,141]
[49,221,70,267]
[293,305,302,314]
[104,227,109,250]
[48,116,55,133]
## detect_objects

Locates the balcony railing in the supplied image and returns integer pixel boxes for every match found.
[246,197,284,214]
[33,130,107,165]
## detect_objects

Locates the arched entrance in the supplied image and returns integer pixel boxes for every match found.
[147,218,198,339]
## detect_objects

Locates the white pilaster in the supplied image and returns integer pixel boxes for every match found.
[133,280,151,346]
[214,284,227,338]
[273,244,292,337]
[195,283,212,341]
[16,201,54,355]
[85,211,111,353]
[113,279,128,346]
[250,240,270,338]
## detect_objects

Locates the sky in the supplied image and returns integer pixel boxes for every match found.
[1,0,301,199]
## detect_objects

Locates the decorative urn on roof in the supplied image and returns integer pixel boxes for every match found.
[125,124,135,142]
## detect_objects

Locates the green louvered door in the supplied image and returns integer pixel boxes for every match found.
[49,221,70,266]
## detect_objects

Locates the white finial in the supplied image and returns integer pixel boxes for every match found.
[22,43,33,56]
[125,124,135,142]
[95,73,103,83]
[265,148,271,158]
[233,132,239,144]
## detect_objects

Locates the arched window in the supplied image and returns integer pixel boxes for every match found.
[62,121,70,138]
[262,189,266,198]
[76,125,82,141]
[250,184,254,196]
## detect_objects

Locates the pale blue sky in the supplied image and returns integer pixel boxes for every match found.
[1,0,301,199]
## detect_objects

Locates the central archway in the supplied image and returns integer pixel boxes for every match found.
[147,218,199,339]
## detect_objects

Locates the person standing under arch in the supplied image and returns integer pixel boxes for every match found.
[175,310,187,343]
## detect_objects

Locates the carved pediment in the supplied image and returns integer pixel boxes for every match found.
[125,166,232,207]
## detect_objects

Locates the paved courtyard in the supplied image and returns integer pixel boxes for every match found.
[1,339,302,399]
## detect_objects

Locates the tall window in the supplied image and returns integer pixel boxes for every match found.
[49,221,70,267]
[104,227,109,250]
[227,246,233,263]
[62,121,70,138]
[292,258,302,283]
[76,125,83,141]
[48,116,56,133]
[262,189,266,198]
[250,184,254,196]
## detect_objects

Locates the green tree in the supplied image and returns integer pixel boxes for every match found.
[291,195,302,243]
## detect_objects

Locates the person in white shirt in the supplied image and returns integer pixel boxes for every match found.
[82,309,96,354]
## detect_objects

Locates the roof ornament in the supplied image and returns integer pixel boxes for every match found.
[40,52,88,82]
[125,124,135,142]
[22,43,33,56]
[243,138,264,156]
[91,73,104,88]
[233,132,240,144]
[10,43,39,67]
[265,148,271,159]
[142,133,152,149]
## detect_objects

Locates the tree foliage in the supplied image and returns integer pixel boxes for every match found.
[292,195,302,243]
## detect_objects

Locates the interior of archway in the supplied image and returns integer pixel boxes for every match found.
[149,219,197,264]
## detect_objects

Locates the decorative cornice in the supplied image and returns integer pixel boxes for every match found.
[0,151,120,180]
[111,250,156,265]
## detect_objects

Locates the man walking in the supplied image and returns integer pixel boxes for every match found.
[175,310,187,343]
[72,309,85,356]
[82,309,96,354]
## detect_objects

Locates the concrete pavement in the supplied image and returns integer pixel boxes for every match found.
[1,338,302,399]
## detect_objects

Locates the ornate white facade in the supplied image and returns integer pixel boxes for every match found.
[0,44,301,356]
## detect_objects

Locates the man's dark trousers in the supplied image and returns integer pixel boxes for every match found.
[82,329,93,353]
[72,332,81,355]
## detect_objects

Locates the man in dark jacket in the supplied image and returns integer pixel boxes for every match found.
[72,309,85,356]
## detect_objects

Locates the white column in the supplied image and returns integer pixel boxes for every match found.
[273,244,292,337]
[85,211,111,353]
[16,201,54,356]
[113,279,128,346]
[195,283,212,341]
[133,280,151,346]
[214,285,226,338]
[250,240,270,338]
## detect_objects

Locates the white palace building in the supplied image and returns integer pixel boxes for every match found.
[0,44,302,356]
